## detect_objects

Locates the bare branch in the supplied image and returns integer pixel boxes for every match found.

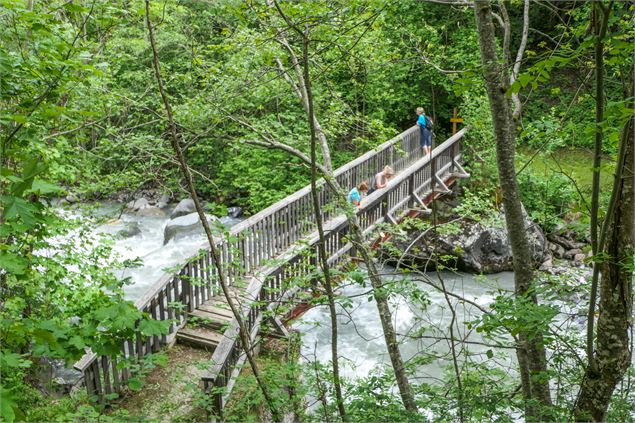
[511,0,530,120]
[495,2,511,71]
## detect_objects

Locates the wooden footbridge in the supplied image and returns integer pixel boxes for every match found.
[74,125,469,416]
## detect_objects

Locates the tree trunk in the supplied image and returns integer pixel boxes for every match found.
[302,31,348,422]
[268,3,418,413]
[574,107,634,423]
[144,2,280,420]
[473,1,552,419]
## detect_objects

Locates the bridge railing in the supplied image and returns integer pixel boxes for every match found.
[200,127,468,416]
[72,124,424,403]
[223,125,421,280]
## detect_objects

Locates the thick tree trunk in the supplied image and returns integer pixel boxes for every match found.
[574,113,634,422]
[473,1,552,419]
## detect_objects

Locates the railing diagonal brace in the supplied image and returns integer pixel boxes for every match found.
[412,192,432,215]
[433,174,451,194]
[450,160,470,178]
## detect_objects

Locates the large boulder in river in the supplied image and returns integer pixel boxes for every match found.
[126,197,149,212]
[170,198,196,219]
[156,193,172,209]
[136,206,165,217]
[163,212,219,245]
[388,210,548,273]
[227,206,243,218]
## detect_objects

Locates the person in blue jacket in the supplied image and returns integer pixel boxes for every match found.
[416,107,433,157]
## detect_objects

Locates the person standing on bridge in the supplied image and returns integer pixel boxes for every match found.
[348,181,369,209]
[416,107,433,157]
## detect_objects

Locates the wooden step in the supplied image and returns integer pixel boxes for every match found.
[188,308,233,331]
[176,326,224,351]
[203,289,250,310]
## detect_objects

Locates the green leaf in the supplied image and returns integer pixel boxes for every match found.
[0,387,17,423]
[1,196,38,226]
[486,349,494,359]
[127,378,144,391]
[139,319,168,337]
[93,300,141,330]
[349,270,365,284]
[9,114,27,124]
[11,158,45,196]
[518,73,532,88]
[63,2,88,13]
[0,252,28,275]
[0,351,31,369]
[29,180,64,195]
[68,335,86,351]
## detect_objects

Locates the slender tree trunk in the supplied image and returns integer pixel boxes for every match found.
[510,0,529,121]
[574,88,634,422]
[144,2,280,420]
[438,271,465,423]
[268,3,418,413]
[585,1,612,373]
[344,218,419,413]
[302,31,347,422]
[473,1,552,419]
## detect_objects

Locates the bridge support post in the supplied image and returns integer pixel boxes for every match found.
[407,173,415,208]
[450,138,470,179]
[381,198,389,226]
[450,139,458,174]
[430,154,437,194]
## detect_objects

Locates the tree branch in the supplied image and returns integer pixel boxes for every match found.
[511,0,530,120]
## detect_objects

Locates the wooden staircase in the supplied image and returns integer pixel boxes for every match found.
[176,326,224,350]
[176,287,247,350]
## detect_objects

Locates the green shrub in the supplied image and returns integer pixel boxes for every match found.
[518,170,577,232]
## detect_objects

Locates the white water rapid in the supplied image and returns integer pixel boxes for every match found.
[295,270,516,382]
[72,202,243,301]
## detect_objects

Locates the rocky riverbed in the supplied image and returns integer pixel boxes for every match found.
[383,199,591,275]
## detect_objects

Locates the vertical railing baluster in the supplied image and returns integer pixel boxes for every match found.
[92,360,104,405]
[150,299,160,352]
[85,364,96,401]
[158,289,167,343]
[111,356,120,393]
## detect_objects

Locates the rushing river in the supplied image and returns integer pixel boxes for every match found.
[72,203,519,380]
[65,202,242,301]
[65,203,585,394]
[294,270,517,382]
[72,203,519,378]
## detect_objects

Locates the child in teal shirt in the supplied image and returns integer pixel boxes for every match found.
[348,181,369,209]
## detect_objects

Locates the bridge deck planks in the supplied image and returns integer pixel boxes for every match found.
[177,285,250,348]
[176,326,224,350]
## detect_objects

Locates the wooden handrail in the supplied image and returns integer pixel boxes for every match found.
[226,125,419,236]
[362,127,468,210]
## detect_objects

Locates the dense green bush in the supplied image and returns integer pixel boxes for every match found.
[518,169,578,232]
